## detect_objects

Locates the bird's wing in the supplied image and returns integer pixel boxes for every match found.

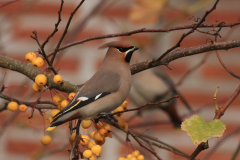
[52,72,121,122]
[52,92,111,121]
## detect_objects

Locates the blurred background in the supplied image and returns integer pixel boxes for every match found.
[0,0,240,159]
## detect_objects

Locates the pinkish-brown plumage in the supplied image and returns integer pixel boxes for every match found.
[98,41,132,50]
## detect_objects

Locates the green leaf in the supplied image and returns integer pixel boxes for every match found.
[181,115,226,146]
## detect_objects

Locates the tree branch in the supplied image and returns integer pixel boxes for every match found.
[0,93,55,110]
[0,56,81,93]
[50,0,85,65]
[1,39,240,93]
[46,21,240,56]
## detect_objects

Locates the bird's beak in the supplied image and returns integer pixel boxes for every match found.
[133,46,139,51]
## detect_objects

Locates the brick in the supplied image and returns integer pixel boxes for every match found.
[174,35,208,48]
[25,3,78,16]
[0,1,77,17]
[208,11,240,23]
[13,28,103,45]
[178,91,240,107]
[6,139,69,154]
[6,139,39,154]
[101,7,130,18]
[0,1,23,14]
[201,64,240,80]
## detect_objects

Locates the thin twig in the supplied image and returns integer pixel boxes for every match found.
[69,120,81,160]
[139,136,190,158]
[156,0,220,61]
[216,50,240,79]
[46,20,240,57]
[41,0,64,49]
[0,93,55,111]
[130,130,162,160]
[50,0,85,65]
[31,31,58,74]
[111,95,178,116]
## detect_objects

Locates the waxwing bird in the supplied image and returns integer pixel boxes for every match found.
[46,41,139,131]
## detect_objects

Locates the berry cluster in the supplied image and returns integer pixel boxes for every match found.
[118,150,145,160]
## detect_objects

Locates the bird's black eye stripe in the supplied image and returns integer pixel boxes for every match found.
[116,46,134,53]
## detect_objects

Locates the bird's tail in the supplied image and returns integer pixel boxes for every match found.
[161,103,182,128]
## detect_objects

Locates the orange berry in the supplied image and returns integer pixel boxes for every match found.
[32,83,44,92]
[80,135,90,146]
[41,135,51,146]
[132,150,140,157]
[68,92,76,101]
[118,118,126,128]
[93,131,104,141]
[127,154,133,159]
[53,74,62,84]
[83,150,92,158]
[102,124,111,132]
[25,52,36,62]
[50,109,60,117]
[121,100,128,109]
[99,128,107,137]
[114,106,124,116]
[137,155,144,160]
[89,155,96,160]
[32,57,44,68]
[60,100,69,109]
[7,101,18,111]
[53,93,65,105]
[130,157,137,160]
[95,138,105,146]
[91,145,102,156]
[90,131,96,139]
[35,74,47,86]
[118,157,125,160]
[87,141,96,149]
[82,120,92,129]
[19,104,27,112]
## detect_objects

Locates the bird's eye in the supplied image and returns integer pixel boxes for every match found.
[116,47,128,53]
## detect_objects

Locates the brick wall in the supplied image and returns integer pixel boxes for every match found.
[0,0,240,160]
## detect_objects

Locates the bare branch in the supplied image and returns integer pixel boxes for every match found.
[0,93,55,110]
[157,0,220,61]
[0,55,81,93]
[111,95,178,116]
[216,50,240,79]
[214,84,240,119]
[1,38,240,93]
[50,0,85,65]
[130,38,240,75]
[41,0,64,49]
[46,20,240,56]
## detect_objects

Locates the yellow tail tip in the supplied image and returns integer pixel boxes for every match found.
[46,126,56,131]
